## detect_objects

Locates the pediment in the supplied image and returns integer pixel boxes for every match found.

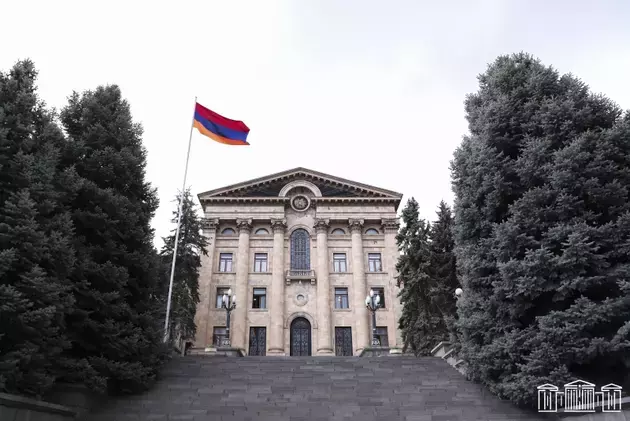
[198,167,402,200]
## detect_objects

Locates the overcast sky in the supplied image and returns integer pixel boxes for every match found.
[3,0,630,249]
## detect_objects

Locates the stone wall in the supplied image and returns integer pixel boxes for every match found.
[0,392,77,421]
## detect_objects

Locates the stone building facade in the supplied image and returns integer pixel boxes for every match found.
[193,167,403,356]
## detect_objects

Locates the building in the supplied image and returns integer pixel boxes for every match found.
[192,167,403,356]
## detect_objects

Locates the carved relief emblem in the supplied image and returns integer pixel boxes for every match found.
[291,195,310,212]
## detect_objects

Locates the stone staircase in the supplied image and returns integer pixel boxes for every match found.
[82,355,546,420]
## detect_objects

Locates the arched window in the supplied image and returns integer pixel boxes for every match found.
[331,228,346,235]
[221,228,236,235]
[365,228,379,235]
[290,229,310,270]
[255,228,269,235]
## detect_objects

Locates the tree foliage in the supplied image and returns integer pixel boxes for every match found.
[396,198,459,354]
[451,52,630,408]
[159,188,208,343]
[0,60,79,397]
[59,85,169,394]
[428,201,460,344]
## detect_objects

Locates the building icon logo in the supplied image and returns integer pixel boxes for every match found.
[537,380,623,413]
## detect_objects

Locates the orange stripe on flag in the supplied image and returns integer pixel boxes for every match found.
[193,120,250,146]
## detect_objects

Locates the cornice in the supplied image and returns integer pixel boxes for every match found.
[199,197,400,205]
[197,167,403,199]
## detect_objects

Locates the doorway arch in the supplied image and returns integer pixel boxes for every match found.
[290,317,311,356]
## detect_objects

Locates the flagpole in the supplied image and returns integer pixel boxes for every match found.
[164,96,198,343]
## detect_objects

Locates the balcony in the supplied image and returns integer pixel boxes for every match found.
[285,269,316,285]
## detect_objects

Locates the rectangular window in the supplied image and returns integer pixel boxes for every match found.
[213,326,227,347]
[219,253,233,272]
[254,253,268,272]
[375,326,389,347]
[335,287,349,309]
[252,287,267,309]
[371,287,385,308]
[368,253,382,272]
[333,253,347,272]
[216,287,230,308]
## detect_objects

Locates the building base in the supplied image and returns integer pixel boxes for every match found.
[358,347,395,357]
[189,347,244,357]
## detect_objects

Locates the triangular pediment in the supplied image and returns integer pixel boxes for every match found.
[198,167,403,200]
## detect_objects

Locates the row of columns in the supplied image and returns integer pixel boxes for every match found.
[197,216,400,354]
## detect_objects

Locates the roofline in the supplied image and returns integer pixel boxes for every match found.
[197,196,403,211]
[197,167,404,199]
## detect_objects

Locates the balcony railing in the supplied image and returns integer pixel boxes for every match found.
[285,269,316,285]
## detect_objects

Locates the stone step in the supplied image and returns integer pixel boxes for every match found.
[83,355,546,420]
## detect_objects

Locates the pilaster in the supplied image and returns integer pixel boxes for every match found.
[349,218,369,354]
[232,218,252,353]
[314,218,334,355]
[194,218,219,349]
[268,218,287,355]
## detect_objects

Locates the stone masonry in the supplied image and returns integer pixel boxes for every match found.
[193,168,406,356]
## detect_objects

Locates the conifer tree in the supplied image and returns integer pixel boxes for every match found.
[0,60,82,397]
[59,85,168,394]
[428,201,460,343]
[451,52,630,407]
[159,188,208,343]
[396,198,433,354]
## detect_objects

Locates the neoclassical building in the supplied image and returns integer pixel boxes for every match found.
[193,167,403,356]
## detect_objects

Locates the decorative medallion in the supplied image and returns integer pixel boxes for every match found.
[291,195,310,212]
[293,291,309,307]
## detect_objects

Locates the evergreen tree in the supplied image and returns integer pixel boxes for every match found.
[451,52,630,407]
[396,197,433,354]
[0,60,82,397]
[59,85,168,394]
[159,188,208,343]
[428,201,460,344]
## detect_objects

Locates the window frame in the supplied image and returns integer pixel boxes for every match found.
[367,253,382,272]
[334,287,349,309]
[254,228,269,235]
[218,253,233,272]
[253,253,268,272]
[332,253,347,272]
[371,287,385,308]
[221,228,236,235]
[365,228,380,235]
[252,287,267,309]
[374,326,388,347]
[212,326,227,346]
[331,228,346,235]
[215,287,230,308]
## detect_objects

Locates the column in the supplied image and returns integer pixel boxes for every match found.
[194,218,218,349]
[314,218,334,355]
[268,218,287,355]
[382,218,402,351]
[349,218,369,353]
[232,218,252,352]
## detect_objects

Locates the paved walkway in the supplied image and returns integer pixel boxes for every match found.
[83,355,546,420]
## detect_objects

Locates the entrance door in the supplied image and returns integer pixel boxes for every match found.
[248,327,266,356]
[290,317,311,356]
[335,327,353,356]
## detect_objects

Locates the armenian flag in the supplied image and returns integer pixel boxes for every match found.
[193,102,250,146]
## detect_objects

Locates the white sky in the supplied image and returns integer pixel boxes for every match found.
[3,0,630,250]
